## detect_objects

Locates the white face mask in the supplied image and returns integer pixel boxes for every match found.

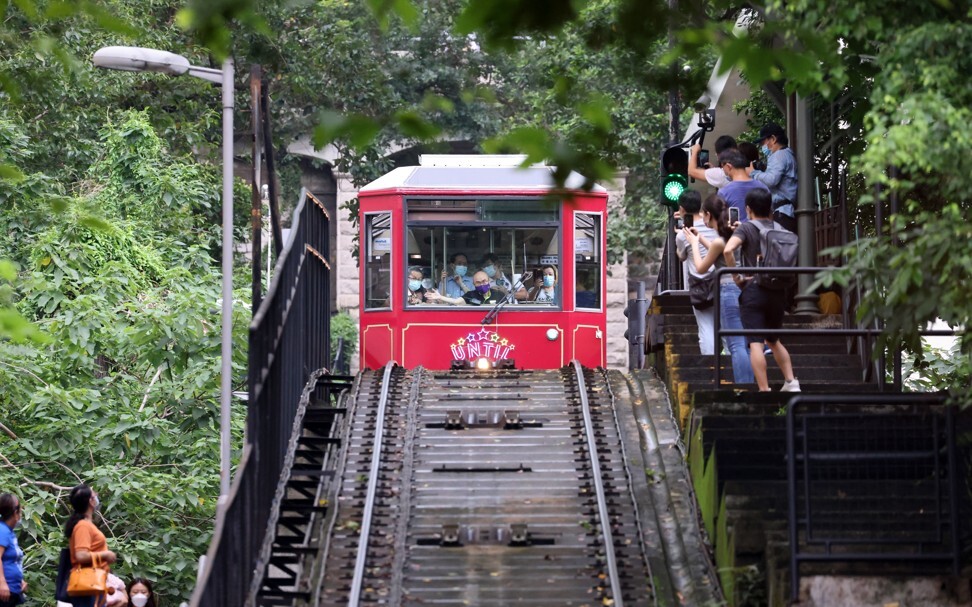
[131,593,150,607]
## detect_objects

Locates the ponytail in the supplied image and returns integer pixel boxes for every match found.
[702,194,734,241]
[65,484,91,539]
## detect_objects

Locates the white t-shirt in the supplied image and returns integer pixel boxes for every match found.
[705,166,729,189]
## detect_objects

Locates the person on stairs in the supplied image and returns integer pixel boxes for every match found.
[682,194,755,385]
[675,190,718,355]
[722,188,800,392]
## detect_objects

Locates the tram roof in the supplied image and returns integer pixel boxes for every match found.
[360,165,608,194]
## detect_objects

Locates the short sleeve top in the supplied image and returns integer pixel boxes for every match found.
[0,522,24,593]
[70,519,110,571]
[731,219,775,271]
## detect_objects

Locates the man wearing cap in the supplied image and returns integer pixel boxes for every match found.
[748,123,798,233]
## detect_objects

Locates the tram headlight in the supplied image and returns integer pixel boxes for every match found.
[475,357,492,371]
[546,328,559,341]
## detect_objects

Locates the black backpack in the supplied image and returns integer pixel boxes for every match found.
[753,220,798,290]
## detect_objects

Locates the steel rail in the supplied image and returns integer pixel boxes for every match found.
[347,361,396,606]
[572,360,624,607]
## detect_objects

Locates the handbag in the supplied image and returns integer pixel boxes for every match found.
[67,553,107,597]
[54,547,73,602]
[688,270,716,310]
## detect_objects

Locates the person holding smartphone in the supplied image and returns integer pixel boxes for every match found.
[688,136,737,190]
[675,190,719,355]
[682,194,754,384]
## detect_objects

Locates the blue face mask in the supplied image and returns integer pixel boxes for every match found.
[454,265,467,277]
[408,279,422,292]
[484,264,496,278]
[760,145,771,157]
[543,275,555,288]
[475,283,491,295]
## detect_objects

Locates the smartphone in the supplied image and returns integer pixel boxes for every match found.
[729,207,739,224]
[698,149,710,167]
[675,216,684,230]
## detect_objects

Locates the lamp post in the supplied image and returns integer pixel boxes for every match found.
[92,46,235,501]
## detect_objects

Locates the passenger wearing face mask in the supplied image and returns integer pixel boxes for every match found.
[0,493,26,607]
[427,271,501,305]
[127,578,157,607]
[440,253,474,298]
[65,484,117,607]
[406,266,435,305]
[529,265,558,304]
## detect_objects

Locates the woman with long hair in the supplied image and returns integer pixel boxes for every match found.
[65,485,117,607]
[0,493,26,607]
[127,578,157,607]
[682,194,755,384]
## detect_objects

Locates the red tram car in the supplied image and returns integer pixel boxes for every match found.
[358,155,608,370]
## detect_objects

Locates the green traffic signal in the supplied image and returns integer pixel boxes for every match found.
[662,173,687,204]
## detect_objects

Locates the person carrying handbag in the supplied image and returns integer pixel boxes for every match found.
[64,485,117,607]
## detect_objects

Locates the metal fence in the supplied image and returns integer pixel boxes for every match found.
[787,394,966,601]
[189,188,332,607]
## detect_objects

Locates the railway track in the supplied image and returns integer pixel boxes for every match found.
[317,362,654,606]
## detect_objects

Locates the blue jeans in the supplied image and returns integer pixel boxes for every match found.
[720,281,754,384]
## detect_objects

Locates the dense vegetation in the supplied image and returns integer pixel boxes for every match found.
[1,0,969,605]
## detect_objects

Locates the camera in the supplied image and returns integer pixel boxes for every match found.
[698,149,710,168]
[751,159,767,172]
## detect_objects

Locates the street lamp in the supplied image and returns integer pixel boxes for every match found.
[93,46,236,501]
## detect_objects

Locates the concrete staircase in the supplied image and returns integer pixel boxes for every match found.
[648,292,971,606]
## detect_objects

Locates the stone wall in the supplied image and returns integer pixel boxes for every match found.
[603,174,629,370]
[333,172,361,374]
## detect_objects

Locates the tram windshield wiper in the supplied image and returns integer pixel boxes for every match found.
[481,271,532,325]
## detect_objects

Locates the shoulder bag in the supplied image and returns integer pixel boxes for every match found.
[67,552,107,597]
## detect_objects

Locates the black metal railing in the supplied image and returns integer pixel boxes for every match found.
[189,188,332,607]
[655,217,684,295]
[710,266,956,387]
[787,394,966,601]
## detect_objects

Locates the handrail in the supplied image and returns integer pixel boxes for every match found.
[710,266,958,387]
[190,187,332,607]
[786,393,962,601]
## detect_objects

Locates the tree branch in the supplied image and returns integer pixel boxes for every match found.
[0,360,50,388]
[0,421,17,440]
[27,480,74,491]
[139,365,165,412]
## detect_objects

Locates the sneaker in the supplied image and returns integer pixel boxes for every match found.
[781,378,801,392]
[764,346,773,357]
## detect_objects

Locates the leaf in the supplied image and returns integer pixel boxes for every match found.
[0,163,26,183]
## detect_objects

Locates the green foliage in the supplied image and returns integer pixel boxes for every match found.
[329,311,358,364]
[823,203,971,398]
[0,111,248,606]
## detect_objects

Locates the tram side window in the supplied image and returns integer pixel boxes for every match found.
[575,214,601,309]
[365,213,392,310]
[404,225,560,307]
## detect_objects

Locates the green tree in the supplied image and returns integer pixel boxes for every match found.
[0,110,248,605]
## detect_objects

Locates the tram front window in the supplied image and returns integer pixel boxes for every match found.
[405,199,560,308]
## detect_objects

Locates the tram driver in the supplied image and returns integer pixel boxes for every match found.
[426,271,502,306]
